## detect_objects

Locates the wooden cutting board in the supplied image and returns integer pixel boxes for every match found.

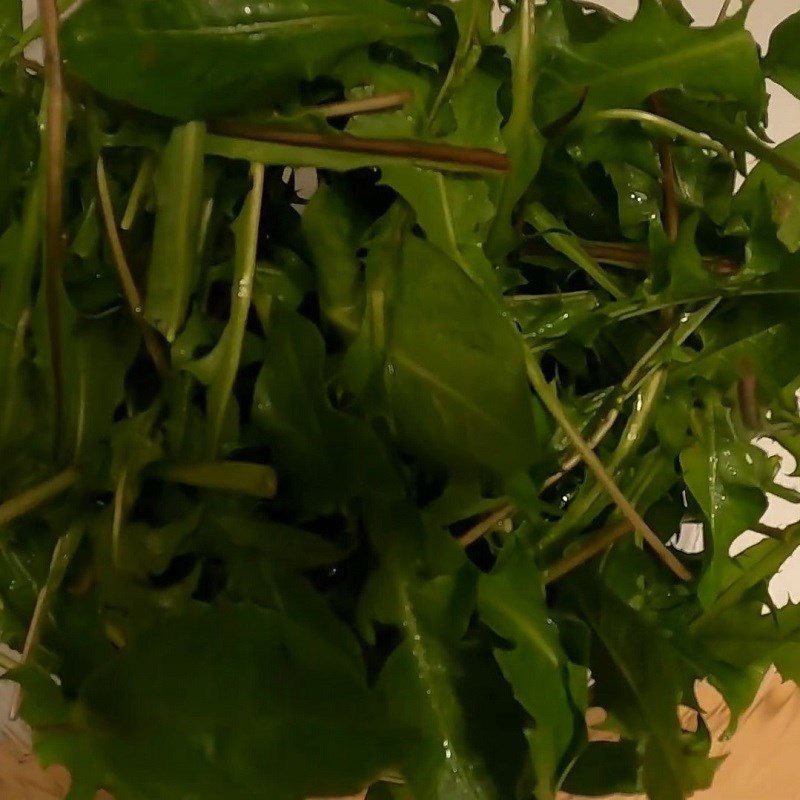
[2,671,799,800]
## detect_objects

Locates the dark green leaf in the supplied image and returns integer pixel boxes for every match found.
[21,603,405,800]
[764,10,800,100]
[478,538,583,799]
[60,0,436,119]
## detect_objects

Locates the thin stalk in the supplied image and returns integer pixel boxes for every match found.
[716,0,734,23]
[207,120,509,173]
[470,300,720,538]
[650,95,680,243]
[0,468,79,528]
[96,157,170,377]
[526,354,691,580]
[38,0,67,457]
[9,520,85,719]
[317,91,413,119]
[121,153,155,230]
[458,503,515,547]
[587,109,732,163]
[525,239,740,275]
[540,369,668,551]
[544,520,632,585]
[111,468,129,567]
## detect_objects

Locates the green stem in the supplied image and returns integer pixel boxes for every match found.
[527,354,690,580]
[96,157,170,377]
[586,109,732,163]
[767,483,800,505]
[0,468,80,528]
[525,202,626,299]
[121,153,155,231]
[10,519,86,718]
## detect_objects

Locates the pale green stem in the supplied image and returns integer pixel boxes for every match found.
[587,109,732,163]
[0,468,79,528]
[527,354,691,580]
[121,153,155,231]
[526,202,626,299]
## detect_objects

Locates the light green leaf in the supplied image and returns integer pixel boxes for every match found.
[145,122,206,342]
[381,166,496,290]
[486,0,544,259]
[535,0,765,128]
[681,400,774,607]
[187,162,264,456]
[366,228,540,475]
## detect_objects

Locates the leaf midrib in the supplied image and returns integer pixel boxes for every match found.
[98,15,421,38]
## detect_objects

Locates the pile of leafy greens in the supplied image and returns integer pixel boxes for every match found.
[3,0,800,798]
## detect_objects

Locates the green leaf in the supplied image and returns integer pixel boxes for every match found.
[561,741,640,797]
[253,302,398,517]
[365,499,523,800]
[486,0,544,259]
[0,0,20,59]
[352,224,540,475]
[21,603,405,800]
[671,296,800,401]
[736,133,800,254]
[33,300,140,464]
[535,0,765,129]
[478,538,582,799]
[575,580,708,800]
[301,178,369,336]
[0,179,40,449]
[60,0,436,119]
[680,399,774,607]
[186,162,264,456]
[144,122,206,342]
[380,166,497,290]
[764,10,800,100]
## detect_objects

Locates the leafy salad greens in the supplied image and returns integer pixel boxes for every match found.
[2,0,800,798]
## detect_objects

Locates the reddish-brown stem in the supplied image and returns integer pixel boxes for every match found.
[38,0,67,456]
[651,94,680,244]
[96,158,170,377]
[208,120,509,172]
[524,240,739,275]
